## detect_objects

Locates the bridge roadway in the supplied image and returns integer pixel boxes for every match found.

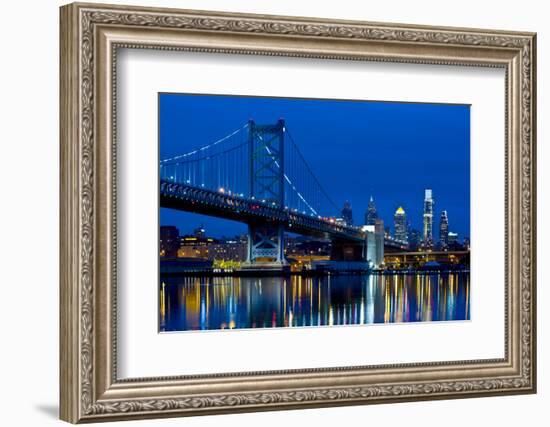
[160,181,367,243]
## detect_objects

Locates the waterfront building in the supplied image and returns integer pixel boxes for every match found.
[423,189,435,247]
[341,200,353,225]
[365,195,377,225]
[393,206,408,244]
[439,210,449,249]
[363,223,385,268]
[178,233,215,259]
[160,225,179,257]
[207,236,247,262]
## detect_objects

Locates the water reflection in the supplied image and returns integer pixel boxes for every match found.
[159,273,470,332]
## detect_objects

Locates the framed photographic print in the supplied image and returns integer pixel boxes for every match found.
[60,2,537,423]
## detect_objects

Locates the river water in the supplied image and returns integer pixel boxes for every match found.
[159,273,470,332]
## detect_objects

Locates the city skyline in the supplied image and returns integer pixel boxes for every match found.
[160,93,470,240]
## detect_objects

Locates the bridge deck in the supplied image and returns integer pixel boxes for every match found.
[160,181,365,242]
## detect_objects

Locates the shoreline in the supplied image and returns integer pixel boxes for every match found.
[159,268,471,278]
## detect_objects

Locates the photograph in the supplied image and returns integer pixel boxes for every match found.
[158,93,471,332]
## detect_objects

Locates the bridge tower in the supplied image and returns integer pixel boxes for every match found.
[244,119,288,268]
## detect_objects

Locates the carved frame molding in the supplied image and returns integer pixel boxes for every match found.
[60,2,536,423]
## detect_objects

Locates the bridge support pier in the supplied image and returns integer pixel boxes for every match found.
[241,223,289,273]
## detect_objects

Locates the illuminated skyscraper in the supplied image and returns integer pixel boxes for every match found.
[423,189,434,247]
[394,206,408,244]
[341,200,353,225]
[365,195,377,225]
[439,210,449,249]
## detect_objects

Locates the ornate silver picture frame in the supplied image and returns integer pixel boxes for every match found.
[60,2,536,423]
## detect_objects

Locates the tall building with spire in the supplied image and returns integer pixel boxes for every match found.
[439,210,449,249]
[423,189,434,247]
[394,206,408,244]
[341,201,353,226]
[365,195,377,225]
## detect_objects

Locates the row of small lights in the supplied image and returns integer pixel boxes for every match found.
[159,123,249,163]
[166,178,319,218]
[165,178,355,227]
[217,186,323,217]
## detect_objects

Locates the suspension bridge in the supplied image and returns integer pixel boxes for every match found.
[160,119,402,271]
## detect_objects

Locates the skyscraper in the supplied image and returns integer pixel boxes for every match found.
[341,201,353,225]
[439,210,449,249]
[365,195,377,225]
[394,206,408,244]
[409,228,422,250]
[448,232,458,247]
[423,189,434,247]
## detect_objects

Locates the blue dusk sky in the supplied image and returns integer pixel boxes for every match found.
[159,93,470,240]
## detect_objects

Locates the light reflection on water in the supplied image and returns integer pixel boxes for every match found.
[159,273,470,332]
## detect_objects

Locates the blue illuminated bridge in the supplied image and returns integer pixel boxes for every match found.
[160,119,406,268]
